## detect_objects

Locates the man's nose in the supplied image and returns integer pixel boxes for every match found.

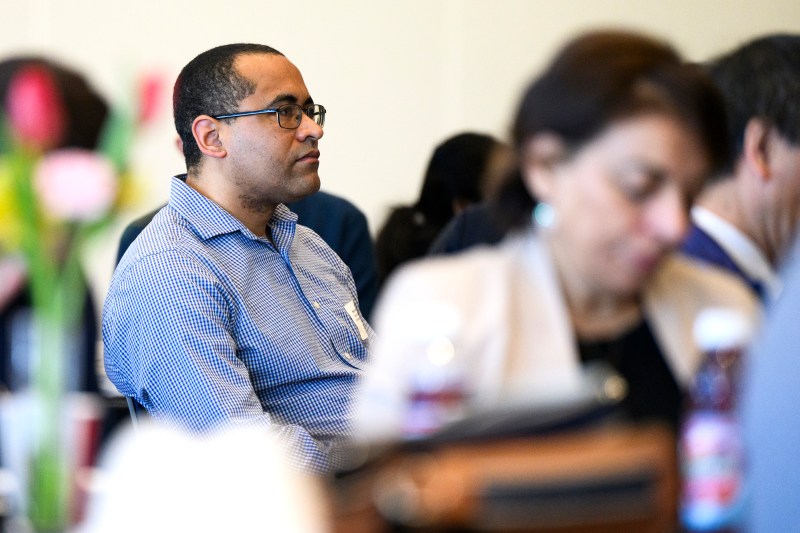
[296,113,323,141]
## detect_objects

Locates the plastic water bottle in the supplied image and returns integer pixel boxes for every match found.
[680,308,754,533]
[403,335,468,439]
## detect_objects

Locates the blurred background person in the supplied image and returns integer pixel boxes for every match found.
[682,34,800,302]
[0,56,108,394]
[354,29,760,442]
[374,132,508,285]
[426,196,508,257]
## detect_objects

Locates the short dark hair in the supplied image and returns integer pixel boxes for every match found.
[0,56,108,150]
[707,34,800,175]
[494,30,729,231]
[173,43,283,172]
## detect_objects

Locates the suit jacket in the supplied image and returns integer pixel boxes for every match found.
[682,222,765,299]
[427,202,505,256]
[354,231,759,441]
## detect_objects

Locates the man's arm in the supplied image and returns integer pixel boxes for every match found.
[103,251,333,472]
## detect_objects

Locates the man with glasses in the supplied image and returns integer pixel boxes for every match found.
[103,44,373,472]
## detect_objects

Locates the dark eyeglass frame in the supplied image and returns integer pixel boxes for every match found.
[211,103,326,129]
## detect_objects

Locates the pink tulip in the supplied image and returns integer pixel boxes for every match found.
[137,72,162,125]
[34,149,117,222]
[5,65,66,151]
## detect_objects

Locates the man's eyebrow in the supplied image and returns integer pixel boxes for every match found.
[264,93,314,108]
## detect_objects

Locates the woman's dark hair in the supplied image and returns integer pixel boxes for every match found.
[493,30,730,231]
[375,132,502,284]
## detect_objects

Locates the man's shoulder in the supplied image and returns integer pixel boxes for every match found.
[117,206,164,264]
[681,223,735,268]
[115,207,210,279]
[288,191,368,228]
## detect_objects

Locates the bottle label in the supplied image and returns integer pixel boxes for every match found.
[680,411,745,531]
[403,385,466,439]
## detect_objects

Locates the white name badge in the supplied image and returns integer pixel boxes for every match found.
[344,300,368,340]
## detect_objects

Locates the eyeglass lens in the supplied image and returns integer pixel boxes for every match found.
[276,104,325,128]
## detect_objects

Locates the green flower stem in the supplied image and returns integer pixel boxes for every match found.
[26,259,86,532]
[8,149,88,532]
[28,308,69,532]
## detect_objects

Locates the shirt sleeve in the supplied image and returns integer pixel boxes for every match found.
[103,250,333,471]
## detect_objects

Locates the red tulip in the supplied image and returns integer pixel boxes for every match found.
[137,72,162,125]
[5,65,66,151]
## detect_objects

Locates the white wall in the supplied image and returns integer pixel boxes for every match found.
[2,0,800,307]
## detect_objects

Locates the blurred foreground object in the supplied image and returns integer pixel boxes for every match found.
[333,422,678,532]
[741,240,800,532]
[0,57,158,531]
[679,308,755,532]
[79,422,330,533]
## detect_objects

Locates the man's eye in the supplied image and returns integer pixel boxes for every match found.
[279,106,299,119]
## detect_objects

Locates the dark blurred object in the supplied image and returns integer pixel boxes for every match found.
[0,289,98,393]
[375,132,507,284]
[332,422,678,533]
[427,202,506,257]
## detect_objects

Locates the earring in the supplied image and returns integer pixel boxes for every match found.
[532,202,556,229]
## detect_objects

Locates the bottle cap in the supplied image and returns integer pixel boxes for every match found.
[693,307,754,351]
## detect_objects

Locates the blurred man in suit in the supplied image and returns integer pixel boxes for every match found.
[682,34,800,301]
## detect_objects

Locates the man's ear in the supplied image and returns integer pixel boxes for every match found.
[520,132,567,201]
[741,118,771,181]
[191,116,228,160]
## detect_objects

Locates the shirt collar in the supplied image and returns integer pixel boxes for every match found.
[691,205,781,298]
[169,175,299,249]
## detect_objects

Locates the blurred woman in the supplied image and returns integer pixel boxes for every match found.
[354,30,759,441]
[374,132,508,285]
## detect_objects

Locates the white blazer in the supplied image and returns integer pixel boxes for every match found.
[353,231,760,441]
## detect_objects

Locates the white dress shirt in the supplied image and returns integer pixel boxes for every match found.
[691,206,781,300]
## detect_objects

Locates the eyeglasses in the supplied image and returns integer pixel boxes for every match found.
[212,103,326,129]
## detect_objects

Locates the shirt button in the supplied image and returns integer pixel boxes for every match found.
[343,352,352,360]
[312,301,321,309]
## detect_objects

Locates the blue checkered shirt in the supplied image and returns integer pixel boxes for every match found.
[103,176,374,472]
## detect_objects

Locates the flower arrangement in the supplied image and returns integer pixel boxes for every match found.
[0,61,160,531]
